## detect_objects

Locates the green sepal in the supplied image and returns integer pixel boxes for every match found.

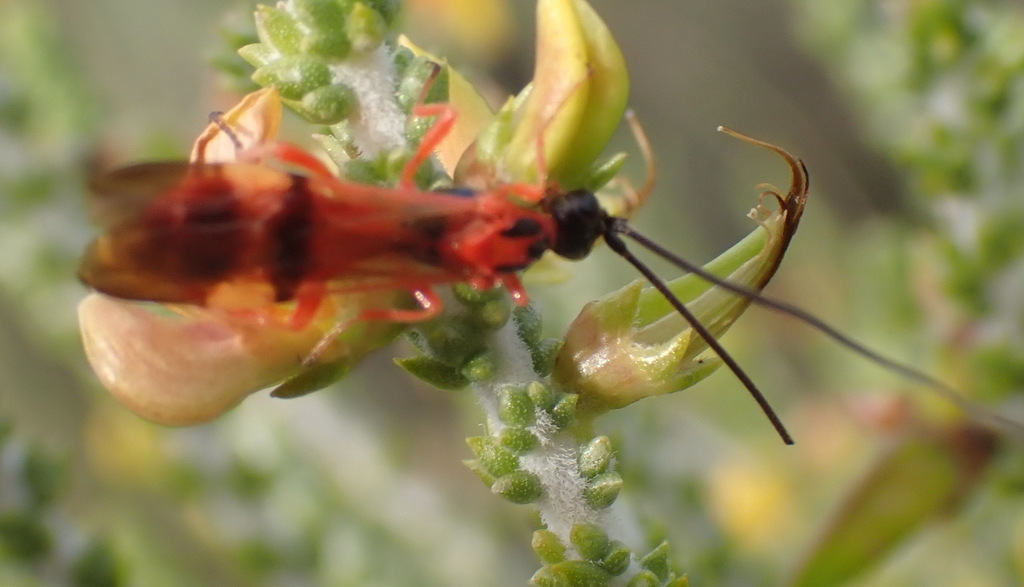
[499,426,539,455]
[293,0,352,28]
[599,541,631,576]
[492,470,543,504]
[570,523,611,561]
[466,436,519,478]
[532,530,567,565]
[346,2,388,53]
[254,5,302,55]
[498,385,536,427]
[301,29,353,60]
[585,152,628,193]
[531,338,562,377]
[527,381,559,412]
[360,0,400,25]
[394,356,468,391]
[639,542,671,581]
[577,436,613,479]
[461,350,497,383]
[297,83,355,124]
[624,571,660,587]
[513,304,543,345]
[237,43,278,69]
[583,471,622,510]
[462,459,496,486]
[531,560,612,587]
[271,360,349,398]
[549,393,578,429]
[252,55,330,100]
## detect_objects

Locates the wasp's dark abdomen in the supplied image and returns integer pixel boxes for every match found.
[266,175,314,301]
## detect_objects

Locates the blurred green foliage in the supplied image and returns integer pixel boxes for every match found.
[1,0,1022,585]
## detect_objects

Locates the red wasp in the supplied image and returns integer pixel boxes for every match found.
[81,80,1019,444]
[78,82,804,443]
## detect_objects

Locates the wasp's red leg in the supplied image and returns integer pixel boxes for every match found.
[500,274,531,307]
[239,142,337,178]
[303,288,443,365]
[400,103,457,188]
[289,282,327,330]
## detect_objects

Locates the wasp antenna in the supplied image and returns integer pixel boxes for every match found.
[208,111,245,151]
[602,227,795,445]
[612,220,1024,442]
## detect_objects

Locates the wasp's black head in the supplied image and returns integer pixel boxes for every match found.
[547,189,607,260]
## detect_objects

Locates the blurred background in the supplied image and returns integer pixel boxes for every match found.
[2,0,1023,585]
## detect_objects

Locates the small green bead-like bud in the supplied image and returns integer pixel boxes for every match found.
[346,2,388,53]
[461,350,497,383]
[578,436,613,479]
[492,470,543,504]
[549,394,578,429]
[302,29,353,60]
[252,56,330,100]
[625,571,660,587]
[462,459,496,486]
[293,0,351,27]
[499,426,538,454]
[570,523,610,561]
[531,338,562,377]
[361,0,400,25]
[237,43,277,68]
[584,471,623,510]
[639,542,671,581]
[466,437,519,477]
[498,385,535,427]
[526,381,558,412]
[532,529,567,565]
[298,83,355,124]
[513,304,543,345]
[254,5,302,55]
[533,561,612,587]
[599,541,632,576]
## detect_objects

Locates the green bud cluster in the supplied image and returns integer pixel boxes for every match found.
[463,381,581,505]
[397,286,515,391]
[530,527,686,586]
[317,49,453,189]
[237,0,398,124]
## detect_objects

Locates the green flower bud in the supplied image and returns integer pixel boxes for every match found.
[554,130,810,415]
[394,356,468,391]
[298,83,356,124]
[499,426,538,454]
[532,529,567,565]
[498,385,536,427]
[466,437,519,478]
[577,436,613,478]
[599,541,631,576]
[254,5,302,55]
[583,471,622,510]
[533,561,612,587]
[252,56,330,100]
[492,470,543,504]
[639,542,671,581]
[570,523,610,561]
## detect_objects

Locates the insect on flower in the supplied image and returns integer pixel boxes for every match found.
[78,78,1024,444]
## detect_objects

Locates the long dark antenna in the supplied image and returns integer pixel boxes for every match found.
[602,227,795,445]
[610,219,1024,441]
